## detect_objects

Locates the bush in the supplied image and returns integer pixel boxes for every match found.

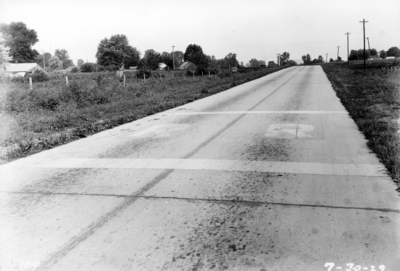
[218,70,232,78]
[136,69,151,79]
[10,75,26,83]
[195,65,207,76]
[70,67,79,73]
[31,69,49,82]
[80,63,96,73]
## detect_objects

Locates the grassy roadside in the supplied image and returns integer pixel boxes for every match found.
[0,67,289,163]
[321,63,400,186]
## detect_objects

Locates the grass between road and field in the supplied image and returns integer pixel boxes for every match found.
[0,67,289,163]
[321,63,400,186]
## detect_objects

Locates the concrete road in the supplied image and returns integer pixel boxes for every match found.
[1,66,399,271]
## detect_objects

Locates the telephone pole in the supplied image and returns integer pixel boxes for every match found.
[345,32,351,64]
[276,53,281,66]
[360,19,369,71]
[172,46,175,70]
[337,46,340,63]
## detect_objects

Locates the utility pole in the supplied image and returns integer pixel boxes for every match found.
[337,46,340,63]
[326,53,328,63]
[172,46,175,70]
[360,19,369,71]
[41,50,45,69]
[276,53,281,66]
[345,32,351,64]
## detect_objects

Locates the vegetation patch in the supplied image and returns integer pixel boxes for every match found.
[0,67,288,163]
[321,63,400,186]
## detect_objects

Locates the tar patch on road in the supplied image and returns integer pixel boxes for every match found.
[264,123,324,140]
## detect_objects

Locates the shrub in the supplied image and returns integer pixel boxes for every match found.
[80,63,96,73]
[70,67,79,73]
[31,69,49,82]
[195,65,207,76]
[136,69,151,79]
[218,70,231,78]
[10,75,26,83]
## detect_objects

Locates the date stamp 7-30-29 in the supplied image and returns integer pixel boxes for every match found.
[324,262,386,271]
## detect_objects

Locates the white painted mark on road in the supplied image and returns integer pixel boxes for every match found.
[4,158,386,177]
[129,124,190,138]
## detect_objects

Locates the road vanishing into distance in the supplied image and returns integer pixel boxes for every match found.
[1,66,400,271]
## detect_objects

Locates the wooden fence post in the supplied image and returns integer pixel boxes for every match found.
[29,77,33,90]
[123,74,126,87]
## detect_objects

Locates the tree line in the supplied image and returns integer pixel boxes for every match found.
[348,47,400,60]
[301,46,400,65]
[1,21,297,73]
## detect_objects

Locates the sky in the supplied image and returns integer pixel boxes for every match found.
[0,0,399,65]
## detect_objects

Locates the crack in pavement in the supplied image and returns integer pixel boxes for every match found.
[2,191,399,214]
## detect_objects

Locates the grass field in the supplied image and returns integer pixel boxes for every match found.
[321,63,400,186]
[0,67,287,163]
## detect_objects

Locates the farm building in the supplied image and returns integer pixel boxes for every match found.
[158,63,168,70]
[368,55,381,61]
[178,61,196,70]
[2,63,38,77]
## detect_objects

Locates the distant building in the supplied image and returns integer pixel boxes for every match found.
[158,63,168,70]
[2,63,38,77]
[178,61,196,70]
[368,55,381,61]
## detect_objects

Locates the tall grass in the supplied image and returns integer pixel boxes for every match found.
[322,64,400,186]
[0,67,287,162]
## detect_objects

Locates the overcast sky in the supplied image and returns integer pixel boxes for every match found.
[1,0,399,65]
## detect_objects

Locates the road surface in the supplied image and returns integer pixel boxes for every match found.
[1,66,399,271]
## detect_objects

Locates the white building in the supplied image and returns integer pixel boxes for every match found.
[2,63,38,77]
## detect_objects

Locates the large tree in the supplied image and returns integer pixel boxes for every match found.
[301,55,307,65]
[96,34,140,70]
[35,52,52,68]
[0,33,11,65]
[160,51,173,68]
[55,49,73,69]
[280,52,290,64]
[248,58,259,67]
[224,53,239,68]
[142,49,160,70]
[387,46,400,57]
[306,54,311,65]
[0,22,39,63]
[49,55,62,70]
[171,50,184,68]
[183,44,208,67]
[77,59,84,67]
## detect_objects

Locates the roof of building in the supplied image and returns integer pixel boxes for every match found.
[178,61,195,69]
[4,63,38,73]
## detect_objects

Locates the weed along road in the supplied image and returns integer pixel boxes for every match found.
[1,66,400,271]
